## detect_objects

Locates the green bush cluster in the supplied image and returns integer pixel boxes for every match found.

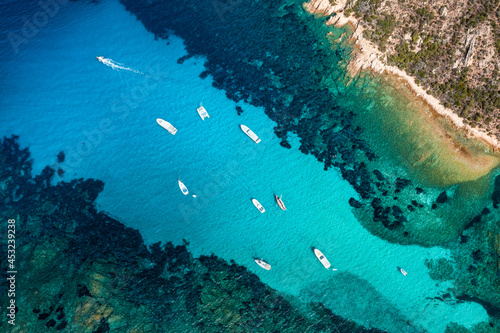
[354,0,500,127]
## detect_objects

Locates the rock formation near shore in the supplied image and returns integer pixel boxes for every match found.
[304,0,500,150]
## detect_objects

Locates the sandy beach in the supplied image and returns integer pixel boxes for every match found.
[304,0,500,151]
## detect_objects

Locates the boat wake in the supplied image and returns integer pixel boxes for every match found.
[97,56,150,77]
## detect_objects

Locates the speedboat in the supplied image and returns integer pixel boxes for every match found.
[178,180,189,195]
[275,195,286,211]
[240,125,261,143]
[255,259,271,270]
[197,103,209,120]
[398,267,408,276]
[252,199,265,213]
[96,56,104,62]
[314,248,333,270]
[156,118,177,135]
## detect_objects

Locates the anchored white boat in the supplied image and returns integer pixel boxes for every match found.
[255,259,271,270]
[156,118,177,135]
[178,180,189,195]
[197,103,209,120]
[252,199,265,213]
[275,195,286,211]
[398,267,408,276]
[314,248,335,270]
[240,125,261,143]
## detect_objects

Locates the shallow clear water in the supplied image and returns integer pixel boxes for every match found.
[0,0,489,331]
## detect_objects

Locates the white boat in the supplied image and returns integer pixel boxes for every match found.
[197,103,209,120]
[156,118,177,135]
[252,199,265,213]
[255,259,271,270]
[178,180,189,195]
[275,195,286,211]
[96,56,104,62]
[240,125,261,143]
[398,267,408,276]
[314,248,333,270]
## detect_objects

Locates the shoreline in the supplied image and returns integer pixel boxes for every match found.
[304,0,500,151]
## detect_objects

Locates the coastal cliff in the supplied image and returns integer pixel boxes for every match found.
[305,0,500,150]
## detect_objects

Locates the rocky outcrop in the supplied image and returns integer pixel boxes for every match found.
[304,0,348,15]
[305,0,500,150]
[453,28,479,69]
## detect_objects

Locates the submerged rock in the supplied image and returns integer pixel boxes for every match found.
[57,151,65,163]
[373,169,384,181]
[436,191,448,204]
[349,197,362,208]
[0,135,386,332]
[395,177,410,191]
[492,175,500,208]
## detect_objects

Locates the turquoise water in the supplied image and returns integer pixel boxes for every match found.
[0,0,489,331]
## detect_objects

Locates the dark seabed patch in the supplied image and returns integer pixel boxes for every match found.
[301,272,423,332]
[0,135,388,332]
[118,0,497,247]
[116,0,500,328]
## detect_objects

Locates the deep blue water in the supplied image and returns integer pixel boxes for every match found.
[0,0,489,331]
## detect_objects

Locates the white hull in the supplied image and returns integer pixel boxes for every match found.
[197,104,209,120]
[252,199,265,213]
[255,259,271,270]
[178,180,189,195]
[157,118,177,135]
[240,124,261,143]
[399,268,408,276]
[314,248,331,269]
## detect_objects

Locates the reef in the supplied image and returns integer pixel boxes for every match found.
[112,0,500,327]
[0,135,386,332]
[118,0,500,250]
[421,196,500,330]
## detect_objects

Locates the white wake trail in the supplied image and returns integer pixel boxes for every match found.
[97,57,150,77]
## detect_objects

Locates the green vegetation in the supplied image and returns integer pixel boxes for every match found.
[352,0,396,50]
[352,0,500,131]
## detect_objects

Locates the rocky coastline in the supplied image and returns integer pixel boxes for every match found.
[304,0,500,150]
[111,0,500,328]
[115,0,500,250]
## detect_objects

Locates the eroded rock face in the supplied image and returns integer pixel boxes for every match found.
[453,28,479,69]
